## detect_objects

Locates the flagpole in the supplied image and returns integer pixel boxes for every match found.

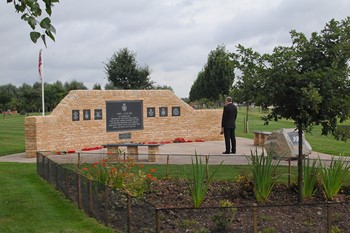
[39,49,45,116]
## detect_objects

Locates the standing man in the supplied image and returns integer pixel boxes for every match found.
[220,96,237,154]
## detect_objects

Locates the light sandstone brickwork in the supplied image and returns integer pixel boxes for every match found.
[25,90,223,157]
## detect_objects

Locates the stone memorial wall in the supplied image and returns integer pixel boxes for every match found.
[25,90,223,157]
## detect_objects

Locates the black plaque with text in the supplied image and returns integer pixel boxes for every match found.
[106,100,143,132]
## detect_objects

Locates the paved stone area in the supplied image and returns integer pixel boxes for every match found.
[0,137,335,166]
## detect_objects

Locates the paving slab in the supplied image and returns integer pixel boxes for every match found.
[0,137,336,166]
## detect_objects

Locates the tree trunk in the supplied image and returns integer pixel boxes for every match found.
[245,104,249,133]
[297,124,304,203]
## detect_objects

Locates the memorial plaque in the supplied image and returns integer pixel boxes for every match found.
[287,131,299,145]
[172,106,181,116]
[94,109,103,120]
[83,109,91,120]
[159,107,168,117]
[147,107,155,117]
[106,100,143,132]
[119,133,131,140]
[72,110,80,121]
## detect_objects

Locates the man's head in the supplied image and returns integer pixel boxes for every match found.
[226,97,232,103]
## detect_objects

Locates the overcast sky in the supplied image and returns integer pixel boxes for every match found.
[1,0,349,98]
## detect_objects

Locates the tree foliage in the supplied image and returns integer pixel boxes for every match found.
[7,0,59,47]
[104,48,154,90]
[92,83,102,90]
[189,71,206,101]
[153,84,174,91]
[0,80,87,113]
[263,17,350,135]
[189,45,235,102]
[231,45,267,107]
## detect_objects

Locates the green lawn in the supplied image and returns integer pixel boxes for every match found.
[234,107,349,156]
[0,163,115,233]
[0,114,25,156]
[0,109,349,156]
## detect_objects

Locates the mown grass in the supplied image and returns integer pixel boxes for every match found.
[0,163,115,233]
[0,108,348,156]
[0,114,25,156]
[235,107,349,156]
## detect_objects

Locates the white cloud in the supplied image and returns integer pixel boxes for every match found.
[1,0,349,98]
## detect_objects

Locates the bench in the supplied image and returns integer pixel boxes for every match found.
[102,143,162,162]
[253,131,271,147]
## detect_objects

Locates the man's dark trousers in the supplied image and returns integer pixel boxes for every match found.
[224,128,236,153]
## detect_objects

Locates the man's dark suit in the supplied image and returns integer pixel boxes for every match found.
[221,102,237,153]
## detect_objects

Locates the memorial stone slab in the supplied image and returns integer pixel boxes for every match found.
[106,100,143,132]
[264,128,312,159]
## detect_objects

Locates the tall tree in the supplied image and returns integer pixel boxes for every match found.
[104,48,154,90]
[204,45,235,101]
[7,0,59,46]
[232,44,267,132]
[189,45,235,102]
[263,17,350,203]
[189,70,206,101]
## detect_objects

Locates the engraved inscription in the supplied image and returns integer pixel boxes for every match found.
[106,101,143,132]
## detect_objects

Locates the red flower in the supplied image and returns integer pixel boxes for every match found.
[146,174,156,181]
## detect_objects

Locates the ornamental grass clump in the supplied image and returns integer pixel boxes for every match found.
[187,152,223,208]
[319,156,350,200]
[303,158,319,199]
[248,148,280,203]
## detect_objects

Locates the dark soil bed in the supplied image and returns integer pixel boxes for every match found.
[142,179,350,233]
